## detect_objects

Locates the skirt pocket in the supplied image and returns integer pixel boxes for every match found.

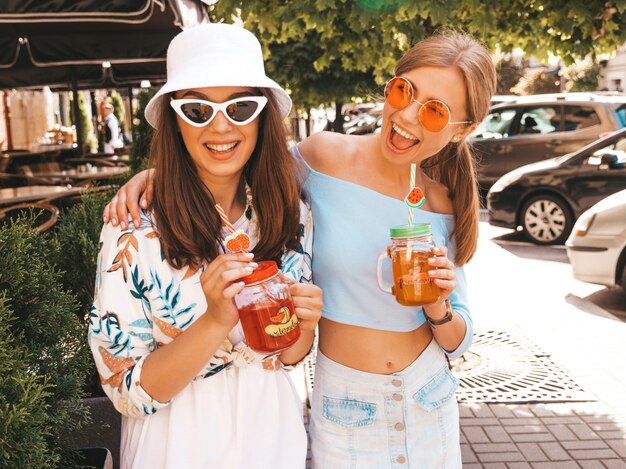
[321,396,377,428]
[412,366,459,412]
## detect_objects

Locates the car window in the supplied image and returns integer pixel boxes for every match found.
[563,105,601,131]
[614,136,626,153]
[519,106,560,134]
[610,103,626,128]
[586,137,626,167]
[472,108,516,139]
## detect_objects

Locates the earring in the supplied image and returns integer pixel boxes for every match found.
[451,136,461,143]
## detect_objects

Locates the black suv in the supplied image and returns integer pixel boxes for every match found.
[487,127,626,245]
[471,92,626,190]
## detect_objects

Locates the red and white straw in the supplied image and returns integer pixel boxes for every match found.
[216,203,279,303]
[215,203,236,234]
[263,285,280,305]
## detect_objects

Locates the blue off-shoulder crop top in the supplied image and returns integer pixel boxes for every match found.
[292,145,473,358]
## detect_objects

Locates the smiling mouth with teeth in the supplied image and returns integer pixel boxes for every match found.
[204,142,238,152]
[392,123,418,141]
[390,123,420,151]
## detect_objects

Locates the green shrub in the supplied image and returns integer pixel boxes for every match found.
[561,59,602,92]
[0,217,90,468]
[0,295,56,469]
[51,190,115,399]
[52,190,112,314]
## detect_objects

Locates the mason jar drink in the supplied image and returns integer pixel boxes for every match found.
[234,260,300,354]
[376,223,441,306]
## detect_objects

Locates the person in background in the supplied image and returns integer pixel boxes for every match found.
[88,23,322,469]
[102,102,123,153]
[103,31,496,468]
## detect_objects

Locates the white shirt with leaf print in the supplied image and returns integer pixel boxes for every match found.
[88,196,313,419]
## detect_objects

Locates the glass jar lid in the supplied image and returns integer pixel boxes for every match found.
[240,260,279,285]
[389,223,432,239]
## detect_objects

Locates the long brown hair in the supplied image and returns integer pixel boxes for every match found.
[149,89,302,269]
[395,32,496,265]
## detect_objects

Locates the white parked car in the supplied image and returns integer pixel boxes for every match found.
[566,189,626,297]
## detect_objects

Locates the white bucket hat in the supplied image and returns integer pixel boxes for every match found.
[144,23,292,128]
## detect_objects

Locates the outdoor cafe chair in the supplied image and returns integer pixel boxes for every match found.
[1,148,29,154]
[3,150,62,174]
[62,158,118,168]
[0,201,60,234]
[40,183,115,211]
[0,171,64,188]
[58,159,129,185]
[74,152,130,166]
[78,152,116,160]
[86,152,131,166]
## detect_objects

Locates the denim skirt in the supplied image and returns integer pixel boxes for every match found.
[309,339,461,469]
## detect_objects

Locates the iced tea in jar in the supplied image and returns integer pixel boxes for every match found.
[376,223,441,306]
[234,260,300,354]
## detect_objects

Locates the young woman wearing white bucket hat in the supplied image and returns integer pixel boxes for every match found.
[104,28,498,469]
[88,23,322,469]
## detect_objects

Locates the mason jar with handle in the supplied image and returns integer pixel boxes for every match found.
[234,260,301,354]
[376,223,441,306]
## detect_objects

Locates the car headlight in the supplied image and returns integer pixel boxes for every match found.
[573,212,596,236]
[489,171,522,193]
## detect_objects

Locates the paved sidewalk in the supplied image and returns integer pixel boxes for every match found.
[459,401,626,468]
[295,220,626,468]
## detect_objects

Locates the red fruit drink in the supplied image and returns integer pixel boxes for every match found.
[235,261,301,354]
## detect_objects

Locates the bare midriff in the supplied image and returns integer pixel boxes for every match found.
[318,317,433,374]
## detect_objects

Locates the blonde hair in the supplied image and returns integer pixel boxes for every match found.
[395,32,496,265]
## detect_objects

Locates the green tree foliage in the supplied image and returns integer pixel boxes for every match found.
[77,92,97,153]
[512,68,561,95]
[495,57,525,95]
[265,31,379,110]
[131,90,156,172]
[209,1,626,107]
[265,31,379,132]
[561,59,602,91]
[0,218,91,468]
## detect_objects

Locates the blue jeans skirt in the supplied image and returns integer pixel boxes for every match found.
[310,339,461,469]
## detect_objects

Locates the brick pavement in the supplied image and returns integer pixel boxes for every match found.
[459,402,626,468]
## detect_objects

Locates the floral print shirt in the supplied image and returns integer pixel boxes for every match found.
[88,191,313,418]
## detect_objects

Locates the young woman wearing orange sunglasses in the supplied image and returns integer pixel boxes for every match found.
[103,32,496,468]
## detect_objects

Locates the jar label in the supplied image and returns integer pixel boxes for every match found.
[399,272,430,286]
[264,306,299,337]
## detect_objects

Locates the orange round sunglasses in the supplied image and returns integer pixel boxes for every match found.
[384,76,472,132]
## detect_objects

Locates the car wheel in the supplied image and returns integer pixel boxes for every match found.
[520,194,574,245]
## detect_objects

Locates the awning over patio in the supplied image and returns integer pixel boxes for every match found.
[0,0,209,90]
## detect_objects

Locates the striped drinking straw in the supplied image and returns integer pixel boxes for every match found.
[408,163,416,225]
[215,203,237,235]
